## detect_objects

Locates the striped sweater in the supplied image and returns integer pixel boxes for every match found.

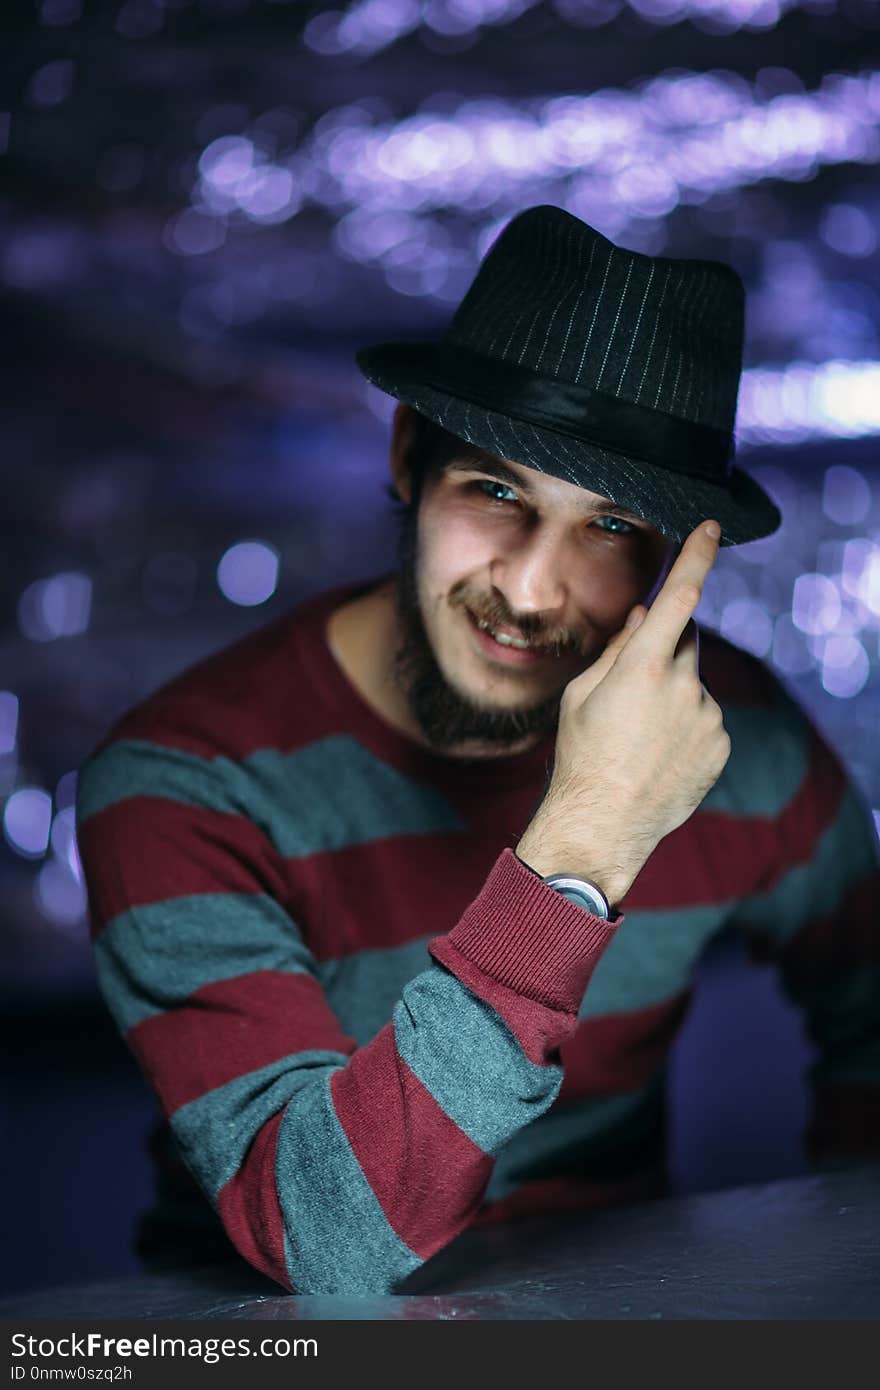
[76,575,880,1294]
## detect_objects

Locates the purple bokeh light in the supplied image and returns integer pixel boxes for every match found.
[17,573,92,643]
[0,692,19,756]
[792,573,842,636]
[216,541,280,607]
[35,859,88,928]
[3,788,53,858]
[820,636,870,699]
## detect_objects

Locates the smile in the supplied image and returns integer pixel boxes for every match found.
[475,617,533,649]
[465,608,556,667]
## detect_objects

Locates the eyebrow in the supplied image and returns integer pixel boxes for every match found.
[444,456,646,525]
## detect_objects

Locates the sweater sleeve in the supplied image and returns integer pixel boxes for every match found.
[76,727,620,1296]
[723,682,880,1167]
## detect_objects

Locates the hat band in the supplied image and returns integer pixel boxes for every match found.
[413,343,734,482]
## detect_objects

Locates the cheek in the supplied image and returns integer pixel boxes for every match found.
[566,539,670,628]
[418,506,496,596]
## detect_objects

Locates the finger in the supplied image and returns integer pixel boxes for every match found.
[566,604,646,698]
[632,521,719,661]
[672,617,700,669]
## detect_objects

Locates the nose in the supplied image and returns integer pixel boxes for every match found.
[489,522,569,621]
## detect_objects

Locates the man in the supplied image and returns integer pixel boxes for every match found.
[76,206,880,1296]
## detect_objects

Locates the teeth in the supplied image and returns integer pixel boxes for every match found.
[475,616,531,649]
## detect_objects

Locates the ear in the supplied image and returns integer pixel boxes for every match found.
[388,402,417,506]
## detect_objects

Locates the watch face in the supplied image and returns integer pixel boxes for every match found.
[546,876,609,919]
[560,886,605,916]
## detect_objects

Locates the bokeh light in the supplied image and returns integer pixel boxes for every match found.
[3,788,53,858]
[0,692,19,755]
[216,542,280,607]
[17,573,92,643]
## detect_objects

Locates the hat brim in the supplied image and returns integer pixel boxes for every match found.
[357,343,781,548]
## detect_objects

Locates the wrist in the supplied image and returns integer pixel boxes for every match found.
[514,842,627,909]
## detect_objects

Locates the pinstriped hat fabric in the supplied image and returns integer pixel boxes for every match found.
[356,205,781,546]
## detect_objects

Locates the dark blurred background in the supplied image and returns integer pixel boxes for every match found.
[2,0,879,1299]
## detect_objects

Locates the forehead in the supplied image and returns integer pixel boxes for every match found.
[441,446,658,532]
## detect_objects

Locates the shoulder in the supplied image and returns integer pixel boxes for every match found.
[75,583,362,835]
[85,582,359,767]
[698,625,790,713]
[696,624,841,819]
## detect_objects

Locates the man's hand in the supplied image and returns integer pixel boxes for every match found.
[516,520,730,907]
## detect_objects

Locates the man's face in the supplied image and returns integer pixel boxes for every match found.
[390,415,676,753]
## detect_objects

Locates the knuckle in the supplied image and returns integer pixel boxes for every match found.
[673,667,701,702]
[703,694,723,724]
[638,652,665,681]
[675,582,701,609]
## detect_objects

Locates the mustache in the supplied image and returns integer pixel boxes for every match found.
[449,586,588,658]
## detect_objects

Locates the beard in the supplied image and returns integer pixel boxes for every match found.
[390,504,588,753]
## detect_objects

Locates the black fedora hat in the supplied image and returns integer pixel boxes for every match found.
[356,205,781,547]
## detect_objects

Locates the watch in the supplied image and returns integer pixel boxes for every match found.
[542,873,611,920]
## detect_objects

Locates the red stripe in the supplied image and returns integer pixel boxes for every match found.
[80,797,286,933]
[94,611,340,763]
[470,1165,667,1228]
[331,1024,493,1262]
[700,630,779,707]
[216,1109,292,1290]
[558,993,691,1100]
[627,722,846,911]
[130,971,353,1114]
[293,835,516,960]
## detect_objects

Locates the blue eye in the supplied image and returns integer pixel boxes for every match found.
[594,515,635,535]
[478,480,519,504]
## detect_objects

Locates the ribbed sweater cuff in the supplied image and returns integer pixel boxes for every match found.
[435,847,622,1015]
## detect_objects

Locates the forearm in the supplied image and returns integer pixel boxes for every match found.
[128,850,620,1295]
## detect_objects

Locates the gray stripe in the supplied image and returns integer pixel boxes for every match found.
[554,238,597,375]
[77,736,465,857]
[393,968,562,1154]
[170,1050,349,1199]
[580,901,725,1018]
[318,937,434,1046]
[667,272,693,412]
[575,244,614,383]
[679,265,712,415]
[518,224,568,367]
[94,893,313,1032]
[488,1075,664,1200]
[483,253,530,356]
[726,785,879,947]
[535,226,586,372]
[595,259,634,388]
[700,701,811,818]
[485,408,514,462]
[636,264,671,403]
[617,262,655,394]
[652,304,674,407]
[276,1075,421,1293]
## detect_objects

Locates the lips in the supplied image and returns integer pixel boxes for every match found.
[465,608,554,667]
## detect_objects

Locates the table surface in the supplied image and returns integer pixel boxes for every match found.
[3,1164,879,1320]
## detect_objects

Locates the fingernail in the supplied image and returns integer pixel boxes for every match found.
[705,521,720,539]
[625,608,643,628]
